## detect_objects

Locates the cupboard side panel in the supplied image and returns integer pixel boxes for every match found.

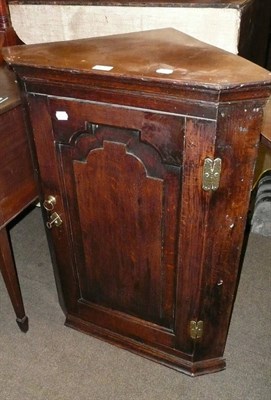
[175,117,217,354]
[26,94,80,313]
[195,100,265,361]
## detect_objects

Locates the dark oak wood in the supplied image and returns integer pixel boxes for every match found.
[0,66,37,331]
[0,0,37,331]
[0,227,29,331]
[4,28,271,373]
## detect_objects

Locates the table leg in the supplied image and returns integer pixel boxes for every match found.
[0,226,29,332]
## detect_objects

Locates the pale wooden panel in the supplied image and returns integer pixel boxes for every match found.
[262,98,271,144]
[9,5,240,53]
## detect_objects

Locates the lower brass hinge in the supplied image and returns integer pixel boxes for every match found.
[190,320,204,341]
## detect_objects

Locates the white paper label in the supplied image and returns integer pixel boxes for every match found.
[55,111,69,121]
[92,65,114,71]
[156,68,174,75]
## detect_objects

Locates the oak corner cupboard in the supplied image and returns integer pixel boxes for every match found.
[4,28,271,376]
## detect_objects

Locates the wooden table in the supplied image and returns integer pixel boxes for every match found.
[0,63,37,331]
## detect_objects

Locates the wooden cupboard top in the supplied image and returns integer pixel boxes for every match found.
[0,63,21,115]
[3,28,271,91]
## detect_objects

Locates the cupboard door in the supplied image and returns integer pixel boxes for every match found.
[28,95,226,373]
[46,98,184,337]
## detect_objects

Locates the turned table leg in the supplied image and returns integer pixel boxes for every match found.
[0,226,29,332]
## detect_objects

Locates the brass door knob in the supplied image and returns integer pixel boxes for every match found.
[43,195,56,211]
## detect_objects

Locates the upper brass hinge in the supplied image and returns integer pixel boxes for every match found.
[190,320,204,341]
[202,157,222,191]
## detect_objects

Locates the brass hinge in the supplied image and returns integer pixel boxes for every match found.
[202,157,222,191]
[190,320,204,341]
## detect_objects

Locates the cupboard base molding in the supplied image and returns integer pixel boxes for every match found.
[65,314,226,377]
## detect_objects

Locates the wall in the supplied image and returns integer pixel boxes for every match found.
[9,4,241,54]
